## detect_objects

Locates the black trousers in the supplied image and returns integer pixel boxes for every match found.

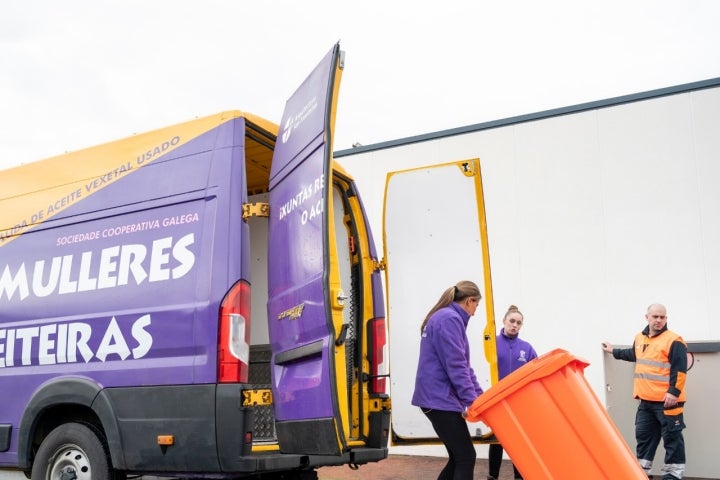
[636,400,686,480]
[488,443,523,479]
[422,408,476,480]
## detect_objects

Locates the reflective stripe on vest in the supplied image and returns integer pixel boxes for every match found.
[632,330,686,402]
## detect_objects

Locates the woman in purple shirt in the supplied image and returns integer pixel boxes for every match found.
[412,280,484,480]
[488,305,538,480]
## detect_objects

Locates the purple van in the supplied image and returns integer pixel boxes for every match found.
[0,43,389,480]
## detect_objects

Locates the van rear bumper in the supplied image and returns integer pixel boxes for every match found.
[223,447,388,473]
[101,384,387,475]
[217,384,389,473]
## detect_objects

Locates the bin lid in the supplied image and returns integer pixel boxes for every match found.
[466,348,589,423]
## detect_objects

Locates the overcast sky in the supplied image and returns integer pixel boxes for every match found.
[1,1,719,171]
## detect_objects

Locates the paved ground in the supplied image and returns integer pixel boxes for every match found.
[0,454,712,479]
[319,455,529,480]
[318,454,716,480]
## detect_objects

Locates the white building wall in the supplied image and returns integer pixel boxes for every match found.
[336,84,720,474]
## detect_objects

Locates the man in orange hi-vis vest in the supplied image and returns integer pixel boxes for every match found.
[602,304,688,480]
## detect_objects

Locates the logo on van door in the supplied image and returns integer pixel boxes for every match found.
[280,96,319,144]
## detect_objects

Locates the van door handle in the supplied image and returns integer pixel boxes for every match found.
[335,291,349,345]
[335,323,349,346]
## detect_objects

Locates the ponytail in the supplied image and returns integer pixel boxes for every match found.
[420,280,481,333]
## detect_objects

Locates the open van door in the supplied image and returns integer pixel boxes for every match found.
[383,159,497,443]
[267,44,350,455]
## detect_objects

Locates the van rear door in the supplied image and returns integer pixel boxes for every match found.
[267,44,348,455]
[383,159,497,442]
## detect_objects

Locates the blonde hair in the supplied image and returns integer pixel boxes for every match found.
[420,280,481,333]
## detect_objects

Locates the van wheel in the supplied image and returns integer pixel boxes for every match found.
[31,422,119,480]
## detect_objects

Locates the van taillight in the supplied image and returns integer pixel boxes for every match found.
[218,280,250,383]
[368,317,388,394]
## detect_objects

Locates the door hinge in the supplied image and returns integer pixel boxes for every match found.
[373,258,386,271]
[242,202,269,222]
[368,395,392,412]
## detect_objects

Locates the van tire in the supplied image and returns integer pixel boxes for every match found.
[30,422,120,480]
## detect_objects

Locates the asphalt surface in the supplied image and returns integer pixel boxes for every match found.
[319,454,514,479]
[318,455,717,480]
[0,455,714,479]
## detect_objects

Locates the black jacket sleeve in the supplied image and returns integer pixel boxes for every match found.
[613,341,637,362]
[667,340,688,398]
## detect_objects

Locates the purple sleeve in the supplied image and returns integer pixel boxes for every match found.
[435,316,482,406]
[528,343,538,361]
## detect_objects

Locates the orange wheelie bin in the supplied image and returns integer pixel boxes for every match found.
[466,348,646,479]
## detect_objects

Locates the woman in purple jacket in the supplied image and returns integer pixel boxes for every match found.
[411,280,484,480]
[487,305,538,480]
